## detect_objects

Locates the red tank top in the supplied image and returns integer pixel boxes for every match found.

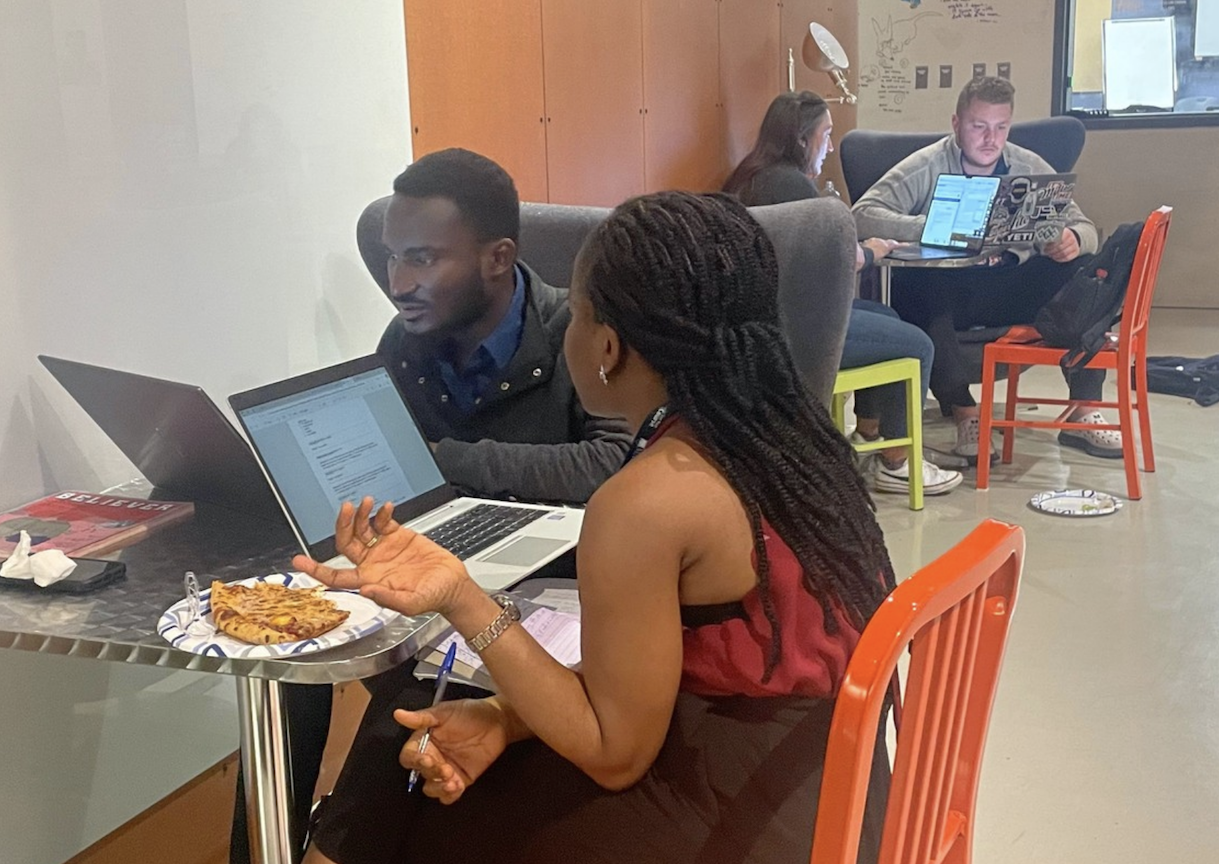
[679,522,860,699]
[639,417,860,699]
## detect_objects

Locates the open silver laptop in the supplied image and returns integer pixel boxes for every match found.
[228,355,582,592]
[888,174,1003,261]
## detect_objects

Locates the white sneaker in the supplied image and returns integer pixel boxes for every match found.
[848,430,879,471]
[1059,411,1124,459]
[872,456,963,496]
[952,416,997,466]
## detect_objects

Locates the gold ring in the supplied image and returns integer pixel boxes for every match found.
[365,534,382,550]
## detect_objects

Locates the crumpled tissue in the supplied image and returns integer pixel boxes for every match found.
[0,531,77,587]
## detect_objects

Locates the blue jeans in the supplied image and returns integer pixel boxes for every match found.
[840,299,934,440]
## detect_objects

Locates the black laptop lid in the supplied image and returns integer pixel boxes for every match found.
[38,355,283,520]
[986,173,1078,246]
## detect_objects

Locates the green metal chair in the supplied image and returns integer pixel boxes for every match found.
[831,358,924,511]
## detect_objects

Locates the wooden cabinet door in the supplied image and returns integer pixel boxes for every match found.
[642,0,725,193]
[718,0,783,173]
[404,0,549,202]
[781,0,858,200]
[540,0,645,206]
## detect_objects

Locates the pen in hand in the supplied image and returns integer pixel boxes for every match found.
[407,641,458,794]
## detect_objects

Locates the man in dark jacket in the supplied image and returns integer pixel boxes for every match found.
[231,149,629,864]
[375,148,630,503]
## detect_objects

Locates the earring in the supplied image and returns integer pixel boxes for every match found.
[598,364,609,386]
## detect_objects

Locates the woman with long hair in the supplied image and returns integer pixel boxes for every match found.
[300,192,891,864]
[727,91,962,495]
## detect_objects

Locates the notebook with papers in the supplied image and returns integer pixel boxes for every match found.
[888,174,1003,261]
[228,355,582,592]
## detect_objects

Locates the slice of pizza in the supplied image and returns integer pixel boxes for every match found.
[209,580,350,645]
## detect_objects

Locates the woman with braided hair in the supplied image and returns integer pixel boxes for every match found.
[300,192,892,864]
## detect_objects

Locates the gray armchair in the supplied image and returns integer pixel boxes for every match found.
[358,196,857,408]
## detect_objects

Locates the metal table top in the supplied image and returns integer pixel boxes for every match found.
[877,251,992,269]
[0,487,440,684]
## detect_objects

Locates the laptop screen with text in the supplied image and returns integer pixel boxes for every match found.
[921,174,1002,249]
[236,366,445,545]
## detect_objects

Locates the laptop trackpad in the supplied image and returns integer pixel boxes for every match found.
[479,536,568,567]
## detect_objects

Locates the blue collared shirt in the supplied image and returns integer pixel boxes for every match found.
[437,265,526,412]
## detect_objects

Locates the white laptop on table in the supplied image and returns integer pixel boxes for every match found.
[887,173,1003,261]
[229,355,583,593]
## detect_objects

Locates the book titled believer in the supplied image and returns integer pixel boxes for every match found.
[0,491,195,559]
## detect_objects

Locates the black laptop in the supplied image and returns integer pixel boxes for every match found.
[38,356,283,520]
[985,173,1078,247]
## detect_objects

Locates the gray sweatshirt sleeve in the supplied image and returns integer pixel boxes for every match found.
[432,413,631,505]
[851,155,937,242]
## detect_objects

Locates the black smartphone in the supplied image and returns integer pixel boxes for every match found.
[0,557,127,594]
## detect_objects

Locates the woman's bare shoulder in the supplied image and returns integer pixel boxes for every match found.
[588,434,741,531]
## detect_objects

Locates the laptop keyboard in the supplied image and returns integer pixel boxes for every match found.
[423,504,547,560]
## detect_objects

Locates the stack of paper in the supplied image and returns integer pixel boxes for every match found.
[415,587,581,692]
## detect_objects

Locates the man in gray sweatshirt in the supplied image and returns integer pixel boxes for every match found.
[853,77,1120,464]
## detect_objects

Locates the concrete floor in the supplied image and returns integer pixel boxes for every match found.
[870,309,1219,863]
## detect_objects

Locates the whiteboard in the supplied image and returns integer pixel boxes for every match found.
[1102,17,1177,111]
[1198,0,1219,58]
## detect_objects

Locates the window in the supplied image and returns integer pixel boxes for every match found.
[1054,0,1219,126]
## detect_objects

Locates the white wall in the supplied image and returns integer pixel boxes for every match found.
[0,2,410,861]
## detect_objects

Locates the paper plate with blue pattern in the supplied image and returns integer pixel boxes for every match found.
[158,572,395,659]
[1029,489,1122,517]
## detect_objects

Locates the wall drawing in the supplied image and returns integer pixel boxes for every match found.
[945,2,1001,23]
[860,11,941,113]
[870,11,941,70]
[857,0,1048,128]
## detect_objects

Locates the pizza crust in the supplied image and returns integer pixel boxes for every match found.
[210,580,350,645]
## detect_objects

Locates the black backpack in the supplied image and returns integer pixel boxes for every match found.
[1033,220,1145,371]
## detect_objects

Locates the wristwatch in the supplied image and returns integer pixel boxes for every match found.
[468,593,521,653]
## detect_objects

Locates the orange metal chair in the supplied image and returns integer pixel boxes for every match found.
[810,518,1025,864]
[976,206,1173,500]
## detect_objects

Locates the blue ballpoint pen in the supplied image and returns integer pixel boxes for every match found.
[407,641,458,793]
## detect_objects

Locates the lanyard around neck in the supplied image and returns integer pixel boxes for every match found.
[624,404,671,465]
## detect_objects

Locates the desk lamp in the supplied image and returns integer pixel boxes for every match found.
[803,22,857,105]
